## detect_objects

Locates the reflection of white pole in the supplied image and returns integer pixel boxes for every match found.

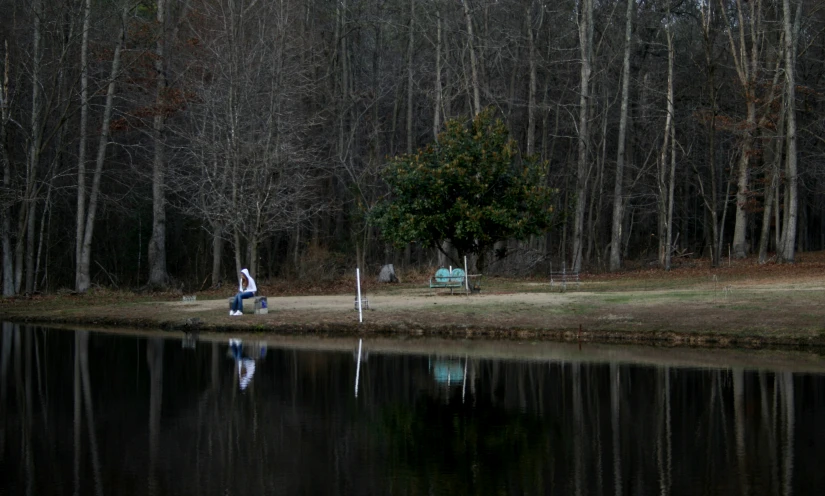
[464,256,469,294]
[355,339,363,397]
[462,357,468,403]
[356,268,363,323]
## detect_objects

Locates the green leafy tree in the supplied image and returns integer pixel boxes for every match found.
[373,108,556,271]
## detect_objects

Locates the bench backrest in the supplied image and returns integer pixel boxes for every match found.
[449,268,465,283]
[434,267,452,283]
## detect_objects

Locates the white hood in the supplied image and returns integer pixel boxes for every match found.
[239,268,257,293]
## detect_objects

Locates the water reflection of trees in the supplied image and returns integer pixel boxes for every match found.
[0,327,822,494]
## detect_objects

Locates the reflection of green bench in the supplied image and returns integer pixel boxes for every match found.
[429,268,466,294]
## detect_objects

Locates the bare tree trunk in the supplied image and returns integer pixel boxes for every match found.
[24,202,36,294]
[665,141,677,268]
[461,0,481,115]
[778,0,801,263]
[17,0,43,294]
[75,0,91,291]
[0,41,13,296]
[77,7,127,293]
[732,99,756,259]
[433,12,450,268]
[759,102,785,263]
[572,0,593,273]
[406,0,414,154]
[775,176,781,252]
[609,0,634,272]
[525,2,542,157]
[433,8,442,139]
[658,20,675,269]
[697,2,722,266]
[148,0,169,288]
[33,179,52,292]
[585,103,607,266]
[718,0,764,259]
[249,232,258,277]
[292,221,300,270]
[211,227,223,287]
[663,5,677,271]
[233,223,242,276]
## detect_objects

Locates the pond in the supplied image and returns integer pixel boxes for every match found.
[1,323,825,495]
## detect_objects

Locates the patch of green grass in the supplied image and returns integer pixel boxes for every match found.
[726,305,761,311]
[597,291,708,305]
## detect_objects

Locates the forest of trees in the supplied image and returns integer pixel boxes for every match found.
[0,0,823,294]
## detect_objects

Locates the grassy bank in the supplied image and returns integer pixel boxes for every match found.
[3,253,825,349]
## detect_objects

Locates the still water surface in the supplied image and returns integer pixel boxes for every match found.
[2,323,825,495]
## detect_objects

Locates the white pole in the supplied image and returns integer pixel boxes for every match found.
[356,268,363,323]
[355,338,362,397]
[464,255,469,294]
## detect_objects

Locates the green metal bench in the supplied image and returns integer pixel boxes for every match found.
[429,267,467,294]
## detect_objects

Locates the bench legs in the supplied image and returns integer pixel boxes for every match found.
[254,296,268,314]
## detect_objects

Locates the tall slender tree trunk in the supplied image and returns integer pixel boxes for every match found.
[526,3,539,157]
[698,1,721,266]
[718,0,764,259]
[461,0,481,115]
[571,0,593,273]
[406,0,414,154]
[658,21,675,269]
[778,0,801,263]
[732,101,756,259]
[33,179,52,292]
[18,0,43,294]
[609,0,634,272]
[0,41,13,296]
[665,109,676,270]
[249,232,258,277]
[77,7,127,293]
[75,0,91,291]
[148,0,169,287]
[433,8,442,139]
[211,224,223,287]
[433,10,451,267]
[758,64,787,263]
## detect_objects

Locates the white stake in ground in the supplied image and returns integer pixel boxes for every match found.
[356,268,363,323]
[464,256,469,294]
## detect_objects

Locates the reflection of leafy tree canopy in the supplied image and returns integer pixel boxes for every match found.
[379,394,553,494]
[372,108,556,270]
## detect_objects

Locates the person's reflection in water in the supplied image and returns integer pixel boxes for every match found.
[228,339,266,391]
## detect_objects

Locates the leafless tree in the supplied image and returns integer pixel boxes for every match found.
[173,0,325,281]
